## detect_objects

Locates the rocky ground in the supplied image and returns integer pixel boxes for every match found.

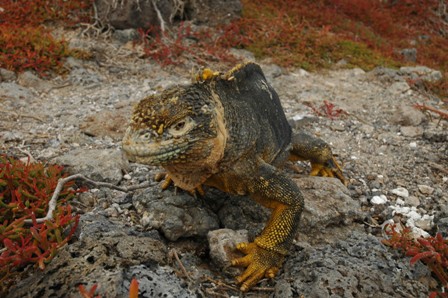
[1,29,447,297]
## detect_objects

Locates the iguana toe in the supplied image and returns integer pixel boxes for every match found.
[231,242,284,292]
[154,172,205,195]
[310,156,346,185]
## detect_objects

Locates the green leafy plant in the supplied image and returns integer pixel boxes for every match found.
[0,155,80,293]
[383,224,448,298]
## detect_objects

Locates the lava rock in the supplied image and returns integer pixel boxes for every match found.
[80,108,132,141]
[217,195,270,240]
[112,28,140,43]
[52,148,125,184]
[398,48,417,62]
[285,231,431,297]
[17,71,53,93]
[207,229,248,276]
[6,214,167,298]
[399,66,443,83]
[400,126,423,138]
[387,81,410,94]
[391,103,426,126]
[134,189,220,241]
[0,68,17,81]
[124,265,195,298]
[0,82,34,101]
[295,176,363,234]
[95,0,241,29]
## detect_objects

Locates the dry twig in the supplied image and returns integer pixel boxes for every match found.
[252,286,275,291]
[204,277,239,292]
[152,0,166,32]
[414,103,448,121]
[17,148,36,164]
[0,108,45,123]
[80,1,113,37]
[170,249,193,281]
[429,162,448,175]
[204,289,229,298]
[24,174,150,224]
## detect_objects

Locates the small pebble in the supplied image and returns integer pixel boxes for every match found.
[406,196,420,207]
[409,142,417,148]
[413,214,434,230]
[371,195,388,205]
[418,184,434,195]
[391,187,409,198]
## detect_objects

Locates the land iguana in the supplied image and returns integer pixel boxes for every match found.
[122,62,346,291]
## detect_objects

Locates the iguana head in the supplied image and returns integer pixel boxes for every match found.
[122,84,224,166]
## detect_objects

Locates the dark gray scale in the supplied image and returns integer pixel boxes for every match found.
[214,63,292,165]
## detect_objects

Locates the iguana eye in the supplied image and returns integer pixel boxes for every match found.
[168,117,195,137]
[174,121,186,131]
[138,129,153,140]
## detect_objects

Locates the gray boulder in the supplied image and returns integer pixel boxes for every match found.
[95,0,241,30]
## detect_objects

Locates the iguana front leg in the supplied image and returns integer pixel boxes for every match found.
[289,131,346,185]
[154,172,205,196]
[231,163,304,291]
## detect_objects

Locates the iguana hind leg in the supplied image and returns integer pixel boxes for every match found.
[231,163,304,291]
[289,131,346,185]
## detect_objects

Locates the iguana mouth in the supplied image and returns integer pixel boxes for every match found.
[122,129,193,164]
[123,142,190,163]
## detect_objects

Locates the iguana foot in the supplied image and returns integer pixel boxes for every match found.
[231,242,283,292]
[310,156,346,185]
[154,172,205,196]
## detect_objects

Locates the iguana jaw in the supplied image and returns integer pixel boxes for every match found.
[122,127,195,165]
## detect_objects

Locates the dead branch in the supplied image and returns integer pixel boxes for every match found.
[17,148,37,164]
[170,249,193,281]
[429,162,448,175]
[152,0,166,32]
[24,174,150,224]
[80,1,113,38]
[414,103,448,120]
[204,289,229,298]
[170,0,186,23]
[0,108,46,123]
[252,286,275,291]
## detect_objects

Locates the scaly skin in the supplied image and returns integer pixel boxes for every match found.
[122,62,345,291]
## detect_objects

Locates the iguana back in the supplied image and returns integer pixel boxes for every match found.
[213,63,292,166]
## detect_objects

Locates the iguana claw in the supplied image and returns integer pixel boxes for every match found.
[154,172,205,196]
[310,155,346,185]
[231,242,283,292]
